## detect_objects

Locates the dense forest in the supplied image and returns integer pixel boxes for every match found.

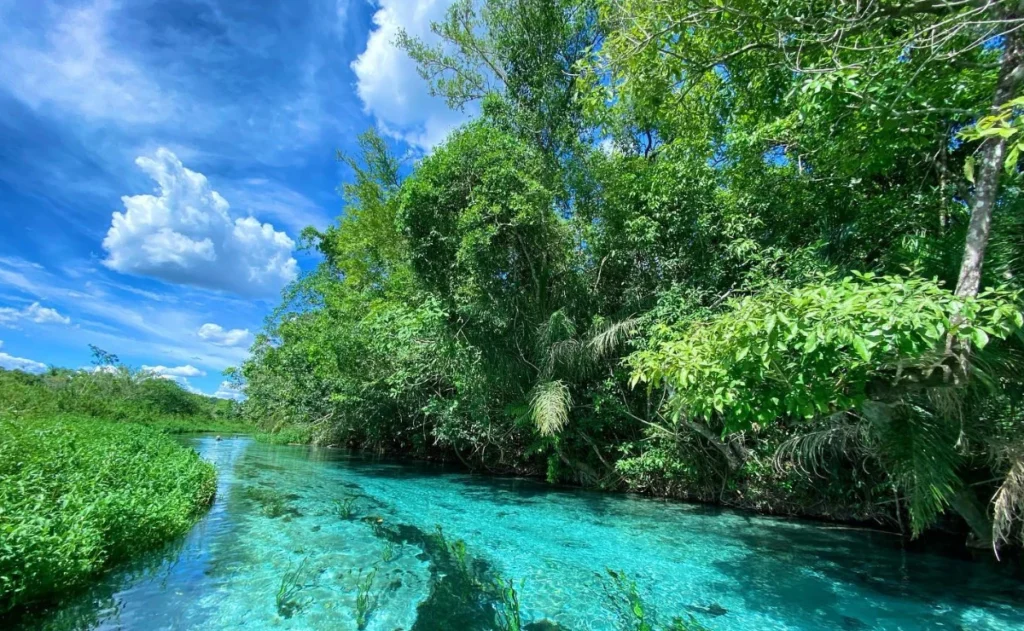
[236,0,1024,555]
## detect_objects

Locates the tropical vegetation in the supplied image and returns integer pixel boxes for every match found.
[0,348,235,617]
[233,0,1024,556]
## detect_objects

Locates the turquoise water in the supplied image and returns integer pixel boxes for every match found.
[16,437,1024,631]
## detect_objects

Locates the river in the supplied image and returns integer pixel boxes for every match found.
[15,436,1024,630]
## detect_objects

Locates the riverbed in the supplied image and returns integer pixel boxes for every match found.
[16,436,1024,630]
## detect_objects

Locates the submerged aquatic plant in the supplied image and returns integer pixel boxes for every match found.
[351,566,380,630]
[381,540,396,562]
[334,496,358,519]
[433,525,471,575]
[665,617,712,631]
[276,556,314,619]
[602,569,653,631]
[243,486,290,518]
[493,577,525,631]
[600,569,712,631]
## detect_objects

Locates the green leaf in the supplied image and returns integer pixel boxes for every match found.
[964,156,975,183]
[969,328,990,349]
[852,337,871,362]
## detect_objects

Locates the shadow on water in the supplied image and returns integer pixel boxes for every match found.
[707,522,1024,630]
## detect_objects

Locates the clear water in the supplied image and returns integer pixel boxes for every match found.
[15,437,1024,631]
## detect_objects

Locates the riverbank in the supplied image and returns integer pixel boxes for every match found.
[252,426,908,537]
[0,415,217,618]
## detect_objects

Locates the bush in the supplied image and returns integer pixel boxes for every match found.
[0,415,217,615]
[0,366,247,434]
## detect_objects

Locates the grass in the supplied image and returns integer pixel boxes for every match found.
[253,425,315,445]
[334,496,358,519]
[275,556,313,619]
[352,566,379,630]
[0,415,217,616]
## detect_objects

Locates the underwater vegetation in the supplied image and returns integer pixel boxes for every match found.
[275,556,315,619]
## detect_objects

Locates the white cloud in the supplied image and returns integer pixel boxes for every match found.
[213,380,245,401]
[0,302,71,326]
[0,1,175,125]
[351,0,470,150]
[141,364,206,378]
[102,149,299,297]
[218,178,330,235]
[198,323,252,348]
[0,341,47,374]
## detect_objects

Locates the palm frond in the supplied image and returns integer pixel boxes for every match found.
[530,380,572,436]
[773,416,868,477]
[544,339,591,380]
[992,452,1024,558]
[588,317,641,361]
[868,404,963,536]
[537,309,576,352]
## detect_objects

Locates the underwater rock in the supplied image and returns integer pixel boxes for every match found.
[840,615,868,630]
[686,603,728,617]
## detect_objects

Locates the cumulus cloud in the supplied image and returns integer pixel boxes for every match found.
[351,0,470,150]
[0,302,71,326]
[213,380,245,401]
[142,364,207,378]
[198,323,252,348]
[102,149,299,297]
[0,341,47,374]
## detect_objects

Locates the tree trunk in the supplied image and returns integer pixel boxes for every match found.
[684,419,747,471]
[954,22,1024,298]
[948,488,994,549]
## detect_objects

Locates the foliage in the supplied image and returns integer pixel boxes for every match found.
[0,416,216,615]
[238,0,1024,553]
[631,273,1023,432]
[0,362,243,435]
[276,556,314,619]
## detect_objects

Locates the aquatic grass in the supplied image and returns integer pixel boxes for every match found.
[666,617,712,631]
[351,566,379,630]
[381,540,396,562]
[493,577,524,631]
[334,496,358,519]
[275,556,314,619]
[0,415,216,616]
[432,525,472,582]
[601,569,712,631]
[241,486,290,518]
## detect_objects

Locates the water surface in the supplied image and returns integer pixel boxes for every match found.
[17,437,1024,630]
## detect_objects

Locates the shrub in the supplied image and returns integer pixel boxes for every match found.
[0,415,216,615]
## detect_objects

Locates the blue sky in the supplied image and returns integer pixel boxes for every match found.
[0,0,469,397]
